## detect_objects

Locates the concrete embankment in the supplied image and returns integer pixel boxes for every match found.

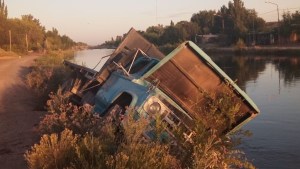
[203,46,300,56]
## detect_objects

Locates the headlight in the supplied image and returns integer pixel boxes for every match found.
[144,96,165,115]
[148,102,161,114]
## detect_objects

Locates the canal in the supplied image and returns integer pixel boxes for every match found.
[74,49,300,169]
[212,55,300,169]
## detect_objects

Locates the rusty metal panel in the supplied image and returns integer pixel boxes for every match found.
[111,28,164,60]
[146,44,255,131]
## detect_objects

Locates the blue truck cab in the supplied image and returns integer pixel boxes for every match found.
[94,55,160,115]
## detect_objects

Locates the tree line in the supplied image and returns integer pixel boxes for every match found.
[104,0,300,52]
[0,0,77,53]
[281,11,300,37]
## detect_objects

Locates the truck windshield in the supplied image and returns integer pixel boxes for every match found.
[129,60,151,74]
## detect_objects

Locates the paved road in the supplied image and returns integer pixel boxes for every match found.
[0,55,42,169]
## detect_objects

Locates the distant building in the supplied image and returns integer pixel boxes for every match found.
[195,34,222,47]
[290,31,300,43]
[196,34,219,44]
[246,32,275,46]
[246,22,300,46]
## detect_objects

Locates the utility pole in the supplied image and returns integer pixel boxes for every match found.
[156,0,158,24]
[252,10,255,45]
[25,33,29,52]
[9,30,11,52]
[222,18,224,33]
[265,1,280,45]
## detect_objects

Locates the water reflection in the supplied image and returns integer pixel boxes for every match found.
[211,55,300,90]
[211,55,300,168]
[273,57,300,86]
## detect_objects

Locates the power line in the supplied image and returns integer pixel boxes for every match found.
[259,7,300,15]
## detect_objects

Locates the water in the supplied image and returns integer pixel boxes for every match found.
[75,50,300,168]
[73,49,114,71]
[211,55,300,169]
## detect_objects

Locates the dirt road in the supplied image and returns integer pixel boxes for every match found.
[0,55,42,169]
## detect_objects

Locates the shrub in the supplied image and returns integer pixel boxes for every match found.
[235,38,246,50]
[105,110,180,169]
[73,133,115,169]
[26,50,73,107]
[197,89,242,132]
[25,129,78,169]
[0,48,18,57]
[26,84,255,169]
[39,90,103,136]
[190,130,254,169]
[27,108,180,169]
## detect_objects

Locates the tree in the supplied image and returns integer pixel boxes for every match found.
[281,11,300,38]
[0,0,8,47]
[202,0,264,45]
[142,25,164,45]
[170,20,175,26]
[175,21,199,41]
[191,10,216,34]
[160,25,183,45]
[0,1,75,52]
[61,35,75,50]
[21,14,45,51]
[45,27,76,50]
[0,0,8,19]
[105,0,268,47]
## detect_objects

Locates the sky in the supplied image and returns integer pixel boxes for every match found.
[5,0,300,45]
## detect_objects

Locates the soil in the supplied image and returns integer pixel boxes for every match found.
[0,55,43,169]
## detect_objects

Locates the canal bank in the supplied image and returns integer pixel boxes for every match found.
[203,46,300,56]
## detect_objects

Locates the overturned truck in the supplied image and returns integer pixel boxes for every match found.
[63,28,259,141]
